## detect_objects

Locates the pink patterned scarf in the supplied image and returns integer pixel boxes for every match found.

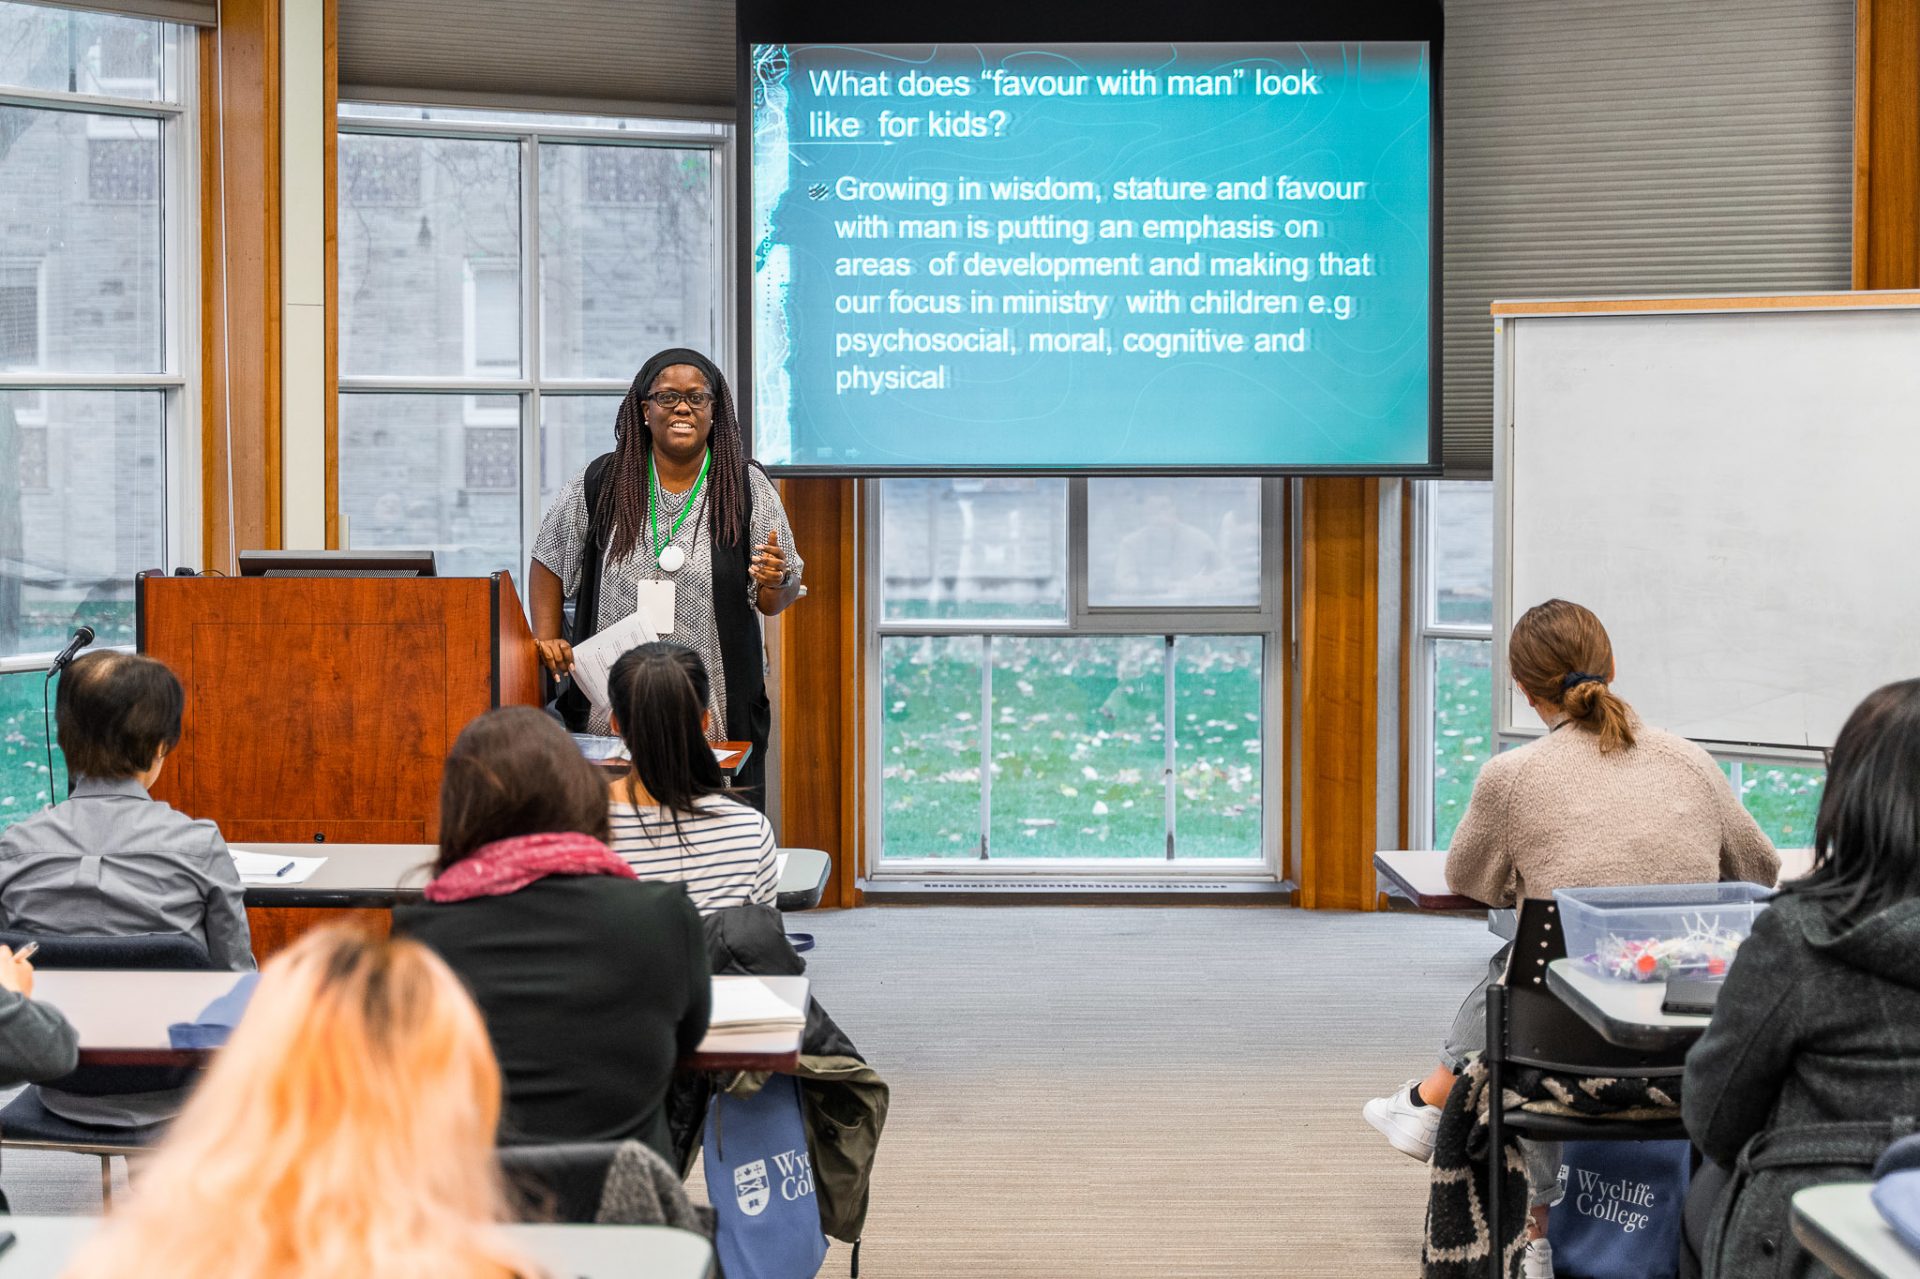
[424,831,635,903]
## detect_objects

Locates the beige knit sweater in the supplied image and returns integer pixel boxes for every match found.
[1444,719,1780,906]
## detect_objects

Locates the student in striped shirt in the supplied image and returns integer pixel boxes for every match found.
[606,641,779,914]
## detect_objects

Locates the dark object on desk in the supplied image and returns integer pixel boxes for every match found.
[1662,977,1725,1016]
[237,548,438,577]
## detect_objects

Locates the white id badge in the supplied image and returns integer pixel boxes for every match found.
[633,579,676,636]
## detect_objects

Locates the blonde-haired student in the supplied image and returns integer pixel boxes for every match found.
[62,925,534,1279]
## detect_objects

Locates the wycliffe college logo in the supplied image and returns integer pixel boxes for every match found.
[734,1147,818,1217]
[1557,1164,1659,1233]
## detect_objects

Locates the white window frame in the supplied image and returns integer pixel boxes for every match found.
[1407,480,1494,849]
[336,105,733,573]
[863,476,1289,883]
[0,13,200,671]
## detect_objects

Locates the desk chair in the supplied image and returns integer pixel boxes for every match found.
[498,1140,707,1232]
[1484,899,1690,1278]
[0,930,214,1206]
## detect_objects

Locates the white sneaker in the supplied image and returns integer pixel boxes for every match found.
[1362,1081,1441,1162]
[1521,1238,1554,1279]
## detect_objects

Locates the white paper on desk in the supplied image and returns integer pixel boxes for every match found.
[569,611,658,711]
[709,977,805,1032]
[229,848,327,884]
[775,851,789,881]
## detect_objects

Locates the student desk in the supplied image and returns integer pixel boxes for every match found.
[1791,1183,1920,1279]
[32,971,806,1074]
[1372,851,1516,940]
[1542,959,1710,1051]
[0,1216,714,1278]
[239,843,831,912]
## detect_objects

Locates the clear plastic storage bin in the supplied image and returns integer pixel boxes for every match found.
[1553,882,1774,982]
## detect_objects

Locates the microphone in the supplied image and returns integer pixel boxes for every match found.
[49,625,95,673]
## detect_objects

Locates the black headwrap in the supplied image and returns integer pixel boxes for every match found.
[600,347,748,562]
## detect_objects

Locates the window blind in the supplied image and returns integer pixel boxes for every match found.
[337,0,735,119]
[30,0,213,26]
[1441,0,1854,475]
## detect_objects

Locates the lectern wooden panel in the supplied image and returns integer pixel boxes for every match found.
[137,572,540,956]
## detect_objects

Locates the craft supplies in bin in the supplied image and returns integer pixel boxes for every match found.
[1554,882,1773,982]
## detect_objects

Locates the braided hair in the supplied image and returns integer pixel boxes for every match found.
[596,347,749,565]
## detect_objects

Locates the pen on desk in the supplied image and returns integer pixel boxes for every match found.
[274,861,296,877]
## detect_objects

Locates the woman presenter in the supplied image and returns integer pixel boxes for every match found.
[530,348,801,807]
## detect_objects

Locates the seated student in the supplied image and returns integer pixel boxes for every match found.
[0,651,253,970]
[0,941,79,1210]
[0,650,252,1127]
[1682,678,1920,1278]
[63,925,534,1279]
[1364,599,1779,1276]
[606,642,778,915]
[394,706,710,1161]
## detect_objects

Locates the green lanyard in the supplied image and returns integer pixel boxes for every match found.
[649,448,710,559]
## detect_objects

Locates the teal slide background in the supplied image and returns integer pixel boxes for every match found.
[751,42,1432,471]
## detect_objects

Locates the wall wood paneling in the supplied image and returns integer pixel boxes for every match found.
[199,3,283,570]
[775,479,862,908]
[1857,0,1920,288]
[1297,477,1380,911]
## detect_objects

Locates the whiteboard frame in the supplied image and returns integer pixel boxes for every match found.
[1490,291,1920,762]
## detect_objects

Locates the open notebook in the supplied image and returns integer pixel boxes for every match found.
[708,977,806,1034]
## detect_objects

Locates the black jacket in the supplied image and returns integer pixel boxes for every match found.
[394,875,711,1163]
[1684,891,1920,1277]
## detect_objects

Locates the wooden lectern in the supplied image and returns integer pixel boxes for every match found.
[136,571,542,843]
[137,571,542,958]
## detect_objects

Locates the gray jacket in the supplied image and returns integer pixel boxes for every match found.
[0,777,254,971]
[1684,892,1920,1277]
[0,987,78,1084]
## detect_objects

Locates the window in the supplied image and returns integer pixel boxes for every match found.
[1411,480,1824,849]
[338,106,726,578]
[0,3,194,669]
[870,478,1281,876]
[0,265,41,368]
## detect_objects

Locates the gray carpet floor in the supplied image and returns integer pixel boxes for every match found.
[9,906,1498,1276]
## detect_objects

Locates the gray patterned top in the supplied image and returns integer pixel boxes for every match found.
[531,462,801,737]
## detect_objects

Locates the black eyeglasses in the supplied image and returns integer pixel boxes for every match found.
[644,390,715,411]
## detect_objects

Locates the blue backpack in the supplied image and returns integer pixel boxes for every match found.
[704,1075,830,1279]
[1549,1139,1691,1279]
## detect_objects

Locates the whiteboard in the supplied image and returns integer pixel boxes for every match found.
[1495,298,1920,753]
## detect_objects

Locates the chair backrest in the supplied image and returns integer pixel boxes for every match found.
[0,930,214,972]
[498,1142,618,1223]
[1499,897,1688,1076]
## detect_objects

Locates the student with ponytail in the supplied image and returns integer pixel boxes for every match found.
[1365,599,1779,1278]
[605,641,779,916]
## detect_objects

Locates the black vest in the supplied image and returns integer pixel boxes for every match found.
[557,455,769,805]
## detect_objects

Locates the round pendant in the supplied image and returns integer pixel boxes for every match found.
[658,544,687,574]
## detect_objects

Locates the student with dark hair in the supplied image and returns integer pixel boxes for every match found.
[393,706,710,1160]
[0,650,252,1126]
[529,349,804,807]
[1682,678,1920,1277]
[605,641,778,915]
